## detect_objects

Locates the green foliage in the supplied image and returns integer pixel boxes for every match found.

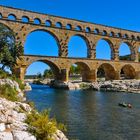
[0,23,23,70]
[119,55,131,61]
[43,69,54,79]
[0,84,18,101]
[70,65,81,76]
[0,69,24,90]
[25,110,66,140]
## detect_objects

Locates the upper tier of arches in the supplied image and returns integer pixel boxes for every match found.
[0,5,140,42]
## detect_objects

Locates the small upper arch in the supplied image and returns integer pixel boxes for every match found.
[21,16,30,23]
[75,25,82,31]
[33,18,41,25]
[8,13,17,21]
[66,24,72,30]
[55,22,62,28]
[45,20,52,27]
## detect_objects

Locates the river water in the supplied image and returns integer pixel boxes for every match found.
[25,84,140,140]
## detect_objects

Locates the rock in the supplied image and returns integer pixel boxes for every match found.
[16,102,32,112]
[0,123,5,131]
[24,83,32,91]
[0,132,13,140]
[12,130,36,140]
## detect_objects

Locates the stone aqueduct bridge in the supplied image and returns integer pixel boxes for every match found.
[0,5,140,82]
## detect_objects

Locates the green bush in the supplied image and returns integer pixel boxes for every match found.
[25,110,66,140]
[0,69,24,90]
[0,84,18,101]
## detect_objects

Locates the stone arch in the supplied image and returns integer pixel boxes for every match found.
[0,13,2,18]
[45,20,52,27]
[119,42,135,61]
[85,27,91,33]
[68,34,90,58]
[8,13,17,21]
[66,24,72,30]
[97,63,116,80]
[25,59,61,80]
[75,25,82,31]
[68,61,91,82]
[24,29,60,56]
[120,64,136,79]
[94,28,99,34]
[55,22,62,28]
[34,18,41,25]
[21,16,30,23]
[96,38,115,60]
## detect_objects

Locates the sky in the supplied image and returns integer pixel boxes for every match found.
[0,0,140,75]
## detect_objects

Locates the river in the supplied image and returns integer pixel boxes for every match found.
[25,84,140,140]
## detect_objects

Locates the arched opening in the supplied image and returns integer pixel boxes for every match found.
[102,30,107,36]
[25,60,60,82]
[68,35,89,58]
[55,22,62,28]
[34,18,41,25]
[110,32,115,37]
[22,16,29,23]
[96,39,114,60]
[75,26,82,31]
[8,14,16,21]
[97,63,116,81]
[69,62,90,82]
[66,24,72,30]
[138,47,140,62]
[0,13,2,19]
[85,27,91,33]
[45,20,52,27]
[94,28,99,34]
[119,42,132,61]
[117,33,122,38]
[120,65,136,79]
[24,30,59,56]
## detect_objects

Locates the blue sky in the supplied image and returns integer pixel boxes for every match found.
[1,0,140,75]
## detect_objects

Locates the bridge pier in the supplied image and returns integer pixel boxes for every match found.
[82,70,97,82]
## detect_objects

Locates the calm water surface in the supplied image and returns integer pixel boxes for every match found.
[26,84,140,140]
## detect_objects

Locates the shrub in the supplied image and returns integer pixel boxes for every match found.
[25,110,66,140]
[0,84,18,101]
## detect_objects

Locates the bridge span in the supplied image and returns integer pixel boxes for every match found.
[0,5,140,81]
[14,55,140,82]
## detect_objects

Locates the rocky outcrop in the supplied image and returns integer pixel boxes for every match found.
[91,80,140,93]
[0,97,36,140]
[0,79,68,140]
[24,83,32,91]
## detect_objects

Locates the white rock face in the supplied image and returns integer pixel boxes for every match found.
[0,123,5,132]
[0,132,13,140]
[24,83,32,91]
[12,130,36,140]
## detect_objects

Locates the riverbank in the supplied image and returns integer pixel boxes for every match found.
[0,78,68,140]
[47,79,140,93]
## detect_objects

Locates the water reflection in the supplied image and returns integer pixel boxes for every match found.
[26,84,140,140]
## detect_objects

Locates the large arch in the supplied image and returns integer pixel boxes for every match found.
[69,61,90,82]
[119,42,134,61]
[68,35,90,58]
[120,64,136,79]
[96,39,114,60]
[97,63,116,80]
[25,59,60,80]
[24,29,60,56]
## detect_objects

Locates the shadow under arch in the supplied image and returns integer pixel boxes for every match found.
[96,38,115,60]
[69,61,91,82]
[68,34,90,58]
[24,29,60,56]
[120,64,136,79]
[119,42,135,61]
[97,63,116,80]
[25,59,61,80]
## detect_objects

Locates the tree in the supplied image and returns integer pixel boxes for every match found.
[43,69,54,78]
[0,23,23,71]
